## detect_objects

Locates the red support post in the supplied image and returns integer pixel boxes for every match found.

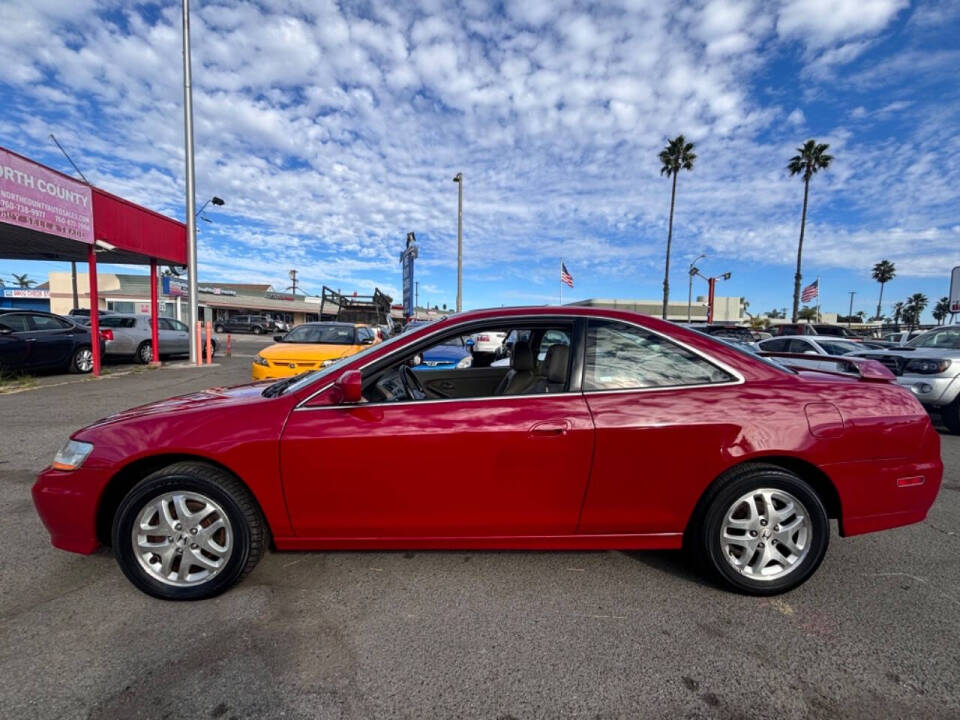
[707,277,717,324]
[149,258,160,366]
[87,244,101,377]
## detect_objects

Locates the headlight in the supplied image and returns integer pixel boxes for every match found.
[253,354,270,366]
[904,358,951,375]
[52,440,94,471]
[457,355,473,368]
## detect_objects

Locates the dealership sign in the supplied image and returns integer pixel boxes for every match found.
[2,288,49,298]
[198,286,237,296]
[400,231,418,318]
[0,147,94,244]
[162,276,188,297]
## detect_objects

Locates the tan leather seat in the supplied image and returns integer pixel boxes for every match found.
[495,340,537,395]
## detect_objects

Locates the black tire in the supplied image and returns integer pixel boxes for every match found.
[134,341,152,364]
[215,324,225,333]
[69,345,94,373]
[252,326,262,335]
[940,400,960,435]
[111,461,268,600]
[689,463,829,596]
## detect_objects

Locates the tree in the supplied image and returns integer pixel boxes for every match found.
[798,305,818,321]
[871,259,896,321]
[892,301,904,329]
[903,293,928,329]
[933,296,951,325]
[767,308,784,319]
[788,140,833,322]
[659,135,696,319]
[11,273,36,288]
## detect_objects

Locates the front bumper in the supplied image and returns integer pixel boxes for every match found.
[32,464,106,554]
[893,374,959,407]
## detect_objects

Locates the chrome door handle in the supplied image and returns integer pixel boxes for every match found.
[529,419,571,436]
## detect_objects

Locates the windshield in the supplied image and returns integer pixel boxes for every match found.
[263,331,408,397]
[908,328,960,349]
[283,324,357,344]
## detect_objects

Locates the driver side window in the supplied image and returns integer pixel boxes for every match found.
[363,324,574,403]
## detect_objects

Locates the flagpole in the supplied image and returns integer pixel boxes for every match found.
[816,276,821,323]
[559,258,563,306]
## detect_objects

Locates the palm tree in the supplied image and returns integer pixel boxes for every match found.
[904,293,928,329]
[871,259,896,320]
[659,135,696,319]
[798,305,818,321]
[892,301,904,330]
[11,273,36,288]
[933,296,951,325]
[788,140,833,322]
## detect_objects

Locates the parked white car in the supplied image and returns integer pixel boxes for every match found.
[470,330,507,356]
[757,335,862,372]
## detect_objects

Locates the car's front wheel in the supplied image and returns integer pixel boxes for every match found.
[939,399,960,435]
[134,341,152,364]
[112,462,267,600]
[252,326,262,335]
[692,464,829,595]
[214,324,225,333]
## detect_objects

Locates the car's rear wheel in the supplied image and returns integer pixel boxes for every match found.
[135,341,152,364]
[70,345,93,373]
[112,462,267,600]
[940,399,960,435]
[692,464,829,595]
[215,324,225,333]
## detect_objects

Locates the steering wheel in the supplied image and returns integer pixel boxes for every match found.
[399,365,428,401]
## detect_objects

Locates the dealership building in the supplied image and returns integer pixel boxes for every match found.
[48,271,402,327]
[569,296,746,323]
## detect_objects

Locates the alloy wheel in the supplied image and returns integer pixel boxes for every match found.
[131,491,234,586]
[76,348,93,372]
[719,488,811,581]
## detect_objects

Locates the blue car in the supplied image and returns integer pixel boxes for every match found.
[417,337,473,370]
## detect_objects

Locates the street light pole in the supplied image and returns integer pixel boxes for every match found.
[181,0,199,364]
[848,291,856,328]
[688,253,706,322]
[453,172,463,312]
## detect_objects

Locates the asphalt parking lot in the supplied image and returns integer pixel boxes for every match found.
[1,340,958,720]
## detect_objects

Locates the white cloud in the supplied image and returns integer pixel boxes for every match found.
[777,0,909,47]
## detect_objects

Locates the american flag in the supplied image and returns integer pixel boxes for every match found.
[800,279,819,303]
[561,262,574,288]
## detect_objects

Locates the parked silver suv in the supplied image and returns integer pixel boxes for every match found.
[856,326,960,433]
[93,314,218,364]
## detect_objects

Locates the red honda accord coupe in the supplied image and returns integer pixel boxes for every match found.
[33,307,942,600]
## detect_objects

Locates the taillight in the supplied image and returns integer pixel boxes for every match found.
[99,329,114,341]
[478,335,490,342]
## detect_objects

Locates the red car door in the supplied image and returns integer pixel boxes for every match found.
[575,319,746,536]
[280,392,595,538]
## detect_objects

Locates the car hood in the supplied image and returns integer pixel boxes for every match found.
[423,345,470,362]
[78,382,272,431]
[258,342,358,362]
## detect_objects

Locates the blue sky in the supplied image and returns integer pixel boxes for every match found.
[0,0,958,320]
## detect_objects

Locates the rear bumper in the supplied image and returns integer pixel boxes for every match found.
[826,427,943,537]
[32,465,105,554]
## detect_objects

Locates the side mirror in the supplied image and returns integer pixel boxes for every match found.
[465,338,475,347]
[411,353,422,366]
[334,369,363,404]
[273,334,285,342]
[360,337,373,345]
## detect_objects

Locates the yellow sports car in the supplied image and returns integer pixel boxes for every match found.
[251,322,379,380]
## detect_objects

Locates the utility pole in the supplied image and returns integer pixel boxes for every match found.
[415,281,419,311]
[848,291,856,328]
[287,269,298,294]
[50,134,87,310]
[453,172,463,312]
[181,0,200,363]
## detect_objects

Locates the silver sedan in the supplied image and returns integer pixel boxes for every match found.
[94,314,217,363]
